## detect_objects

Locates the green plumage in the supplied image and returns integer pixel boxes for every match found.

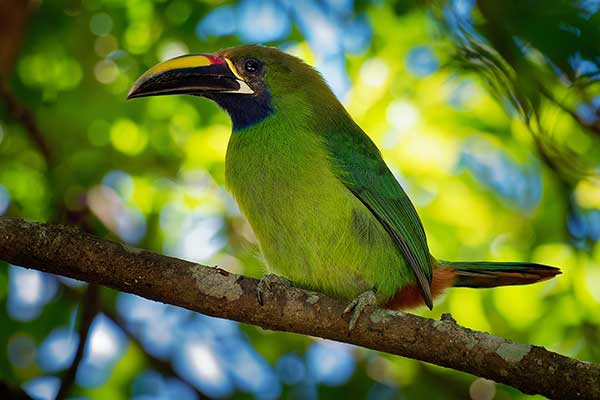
[441,261,560,288]
[220,46,558,307]
[130,45,560,310]
[223,46,432,305]
[225,98,414,303]
[321,113,434,306]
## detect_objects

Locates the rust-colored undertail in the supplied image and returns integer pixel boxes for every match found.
[385,261,561,310]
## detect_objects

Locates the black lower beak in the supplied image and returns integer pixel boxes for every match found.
[127,55,252,99]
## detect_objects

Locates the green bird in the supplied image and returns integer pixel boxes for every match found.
[128,45,560,330]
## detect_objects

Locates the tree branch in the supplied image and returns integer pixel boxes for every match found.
[0,380,34,400]
[55,284,99,400]
[101,308,211,400]
[0,81,54,165]
[0,0,36,77]
[0,217,598,400]
[59,287,211,399]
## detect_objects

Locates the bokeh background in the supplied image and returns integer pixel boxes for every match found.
[1,0,599,399]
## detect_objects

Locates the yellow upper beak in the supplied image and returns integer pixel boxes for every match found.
[127,54,253,99]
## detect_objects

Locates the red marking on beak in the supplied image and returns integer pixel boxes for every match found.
[206,55,225,65]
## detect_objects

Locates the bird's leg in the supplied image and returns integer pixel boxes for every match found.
[257,273,292,305]
[343,289,378,331]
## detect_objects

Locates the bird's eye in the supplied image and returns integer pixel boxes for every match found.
[243,58,260,74]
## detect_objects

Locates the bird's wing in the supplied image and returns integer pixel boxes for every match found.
[322,123,433,308]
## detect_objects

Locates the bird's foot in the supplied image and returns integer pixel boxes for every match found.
[257,273,292,305]
[343,289,378,332]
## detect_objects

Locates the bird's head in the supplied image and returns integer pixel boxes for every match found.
[128,45,339,130]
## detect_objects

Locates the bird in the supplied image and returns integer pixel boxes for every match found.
[128,45,561,330]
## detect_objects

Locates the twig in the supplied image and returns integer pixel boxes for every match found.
[101,307,211,400]
[0,81,54,165]
[0,0,36,77]
[0,380,34,400]
[55,284,99,400]
[0,78,98,226]
[0,217,597,400]
[61,286,210,399]
[538,84,600,137]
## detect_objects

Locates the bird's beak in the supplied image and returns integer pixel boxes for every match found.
[127,54,253,99]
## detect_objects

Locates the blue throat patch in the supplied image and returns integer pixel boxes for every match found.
[210,91,274,131]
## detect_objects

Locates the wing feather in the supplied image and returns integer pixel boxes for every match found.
[322,123,434,307]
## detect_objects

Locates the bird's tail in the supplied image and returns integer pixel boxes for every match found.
[385,261,560,310]
[440,261,561,288]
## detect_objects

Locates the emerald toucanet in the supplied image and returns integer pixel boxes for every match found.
[128,45,560,330]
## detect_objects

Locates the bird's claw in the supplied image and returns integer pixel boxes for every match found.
[343,289,377,332]
[257,273,292,305]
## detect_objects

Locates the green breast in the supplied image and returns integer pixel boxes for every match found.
[224,116,411,301]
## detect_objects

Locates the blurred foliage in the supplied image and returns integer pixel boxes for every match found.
[0,0,599,399]
[437,0,600,186]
